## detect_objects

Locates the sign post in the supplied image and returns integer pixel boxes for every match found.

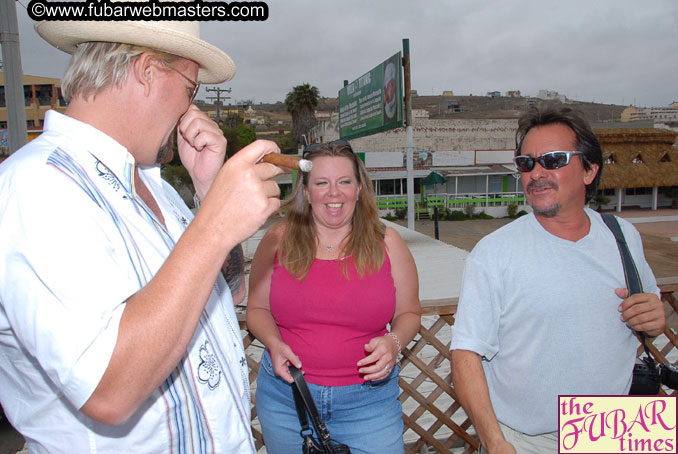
[338,44,415,230]
[403,38,414,230]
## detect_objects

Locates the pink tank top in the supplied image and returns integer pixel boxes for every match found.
[270,251,396,386]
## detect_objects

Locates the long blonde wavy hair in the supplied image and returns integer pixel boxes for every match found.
[279,141,385,280]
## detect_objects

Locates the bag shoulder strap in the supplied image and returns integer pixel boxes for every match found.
[289,365,336,451]
[601,213,643,295]
[600,213,651,356]
[291,373,312,434]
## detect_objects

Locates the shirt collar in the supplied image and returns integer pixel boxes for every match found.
[44,110,139,194]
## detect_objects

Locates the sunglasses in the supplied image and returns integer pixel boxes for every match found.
[162,61,200,103]
[513,150,584,173]
[303,139,352,158]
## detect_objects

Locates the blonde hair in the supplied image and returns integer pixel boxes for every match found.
[62,42,178,101]
[279,142,385,280]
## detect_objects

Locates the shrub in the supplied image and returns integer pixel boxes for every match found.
[432,207,450,220]
[516,210,528,217]
[507,203,518,218]
[383,213,397,221]
[591,194,611,212]
[664,186,678,209]
[464,203,476,218]
[473,212,494,220]
[394,207,407,220]
[447,210,467,221]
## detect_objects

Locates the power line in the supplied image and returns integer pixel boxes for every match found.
[205,86,231,124]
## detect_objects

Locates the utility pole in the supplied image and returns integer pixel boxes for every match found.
[403,38,414,230]
[205,86,231,124]
[0,0,28,153]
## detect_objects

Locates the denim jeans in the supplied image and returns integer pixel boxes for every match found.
[255,349,405,454]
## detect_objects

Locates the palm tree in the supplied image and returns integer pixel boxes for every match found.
[285,83,319,146]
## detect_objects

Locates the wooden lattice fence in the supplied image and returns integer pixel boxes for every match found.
[239,282,678,453]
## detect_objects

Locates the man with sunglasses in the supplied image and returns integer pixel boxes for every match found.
[450,106,665,454]
[0,9,283,454]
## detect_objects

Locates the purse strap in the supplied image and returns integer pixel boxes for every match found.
[289,365,337,453]
[601,213,652,357]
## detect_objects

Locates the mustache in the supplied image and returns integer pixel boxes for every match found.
[526,180,559,194]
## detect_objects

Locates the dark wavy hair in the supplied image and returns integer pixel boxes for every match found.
[515,106,603,202]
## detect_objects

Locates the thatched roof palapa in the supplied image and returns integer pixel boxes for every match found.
[595,128,678,189]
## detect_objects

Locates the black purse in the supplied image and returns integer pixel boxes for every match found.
[289,365,351,454]
[601,214,661,395]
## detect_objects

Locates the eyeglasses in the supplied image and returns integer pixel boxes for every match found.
[302,139,352,158]
[162,61,200,103]
[513,150,584,173]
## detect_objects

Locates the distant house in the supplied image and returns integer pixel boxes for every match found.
[621,107,651,122]
[1,72,69,160]
[0,72,67,131]
[621,105,678,124]
[505,90,521,98]
[486,91,501,98]
[314,110,332,121]
[536,89,567,102]
[412,109,429,119]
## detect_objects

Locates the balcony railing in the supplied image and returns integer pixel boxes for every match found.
[377,192,526,212]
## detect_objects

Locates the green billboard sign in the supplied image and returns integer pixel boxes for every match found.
[338,52,403,140]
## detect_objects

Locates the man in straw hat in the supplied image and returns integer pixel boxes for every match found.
[450,106,666,454]
[0,5,282,453]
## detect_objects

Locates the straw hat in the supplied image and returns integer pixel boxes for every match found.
[34,1,235,83]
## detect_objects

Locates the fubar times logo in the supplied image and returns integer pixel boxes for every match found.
[559,395,676,453]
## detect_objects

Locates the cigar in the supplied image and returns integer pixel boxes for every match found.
[262,153,313,172]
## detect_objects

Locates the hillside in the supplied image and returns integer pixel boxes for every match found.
[237,95,627,132]
[410,95,625,122]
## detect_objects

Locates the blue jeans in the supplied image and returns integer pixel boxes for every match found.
[255,349,404,454]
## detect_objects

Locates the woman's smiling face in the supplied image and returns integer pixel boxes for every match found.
[304,155,361,230]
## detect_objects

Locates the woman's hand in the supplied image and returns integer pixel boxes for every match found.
[268,341,302,384]
[357,334,399,381]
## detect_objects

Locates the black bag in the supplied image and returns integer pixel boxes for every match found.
[289,365,351,454]
[601,214,661,395]
[629,355,661,395]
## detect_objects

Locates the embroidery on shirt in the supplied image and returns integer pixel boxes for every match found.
[94,159,123,194]
[197,341,222,390]
[164,200,189,227]
[174,210,189,227]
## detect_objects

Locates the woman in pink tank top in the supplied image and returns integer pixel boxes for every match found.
[247,140,421,453]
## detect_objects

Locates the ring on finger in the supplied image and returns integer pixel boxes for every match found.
[385,365,391,374]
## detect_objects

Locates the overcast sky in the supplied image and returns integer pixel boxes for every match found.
[12,0,678,108]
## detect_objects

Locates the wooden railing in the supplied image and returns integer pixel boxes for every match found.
[238,282,678,453]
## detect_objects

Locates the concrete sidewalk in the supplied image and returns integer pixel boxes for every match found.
[394,208,678,278]
[612,208,678,242]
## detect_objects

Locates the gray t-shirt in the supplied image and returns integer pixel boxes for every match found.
[450,208,659,435]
